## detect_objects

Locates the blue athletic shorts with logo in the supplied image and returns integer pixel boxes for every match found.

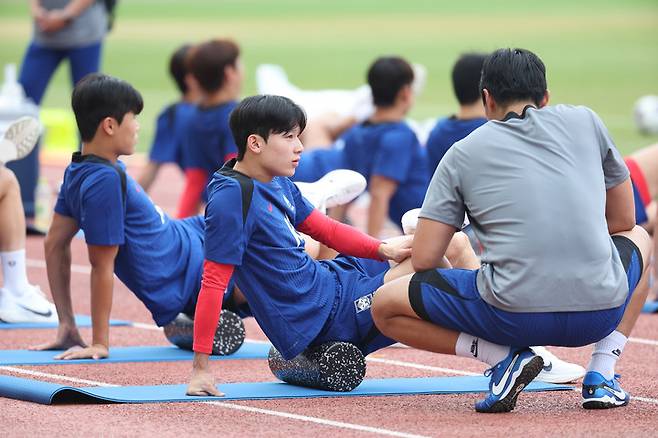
[408,235,643,347]
[312,255,395,355]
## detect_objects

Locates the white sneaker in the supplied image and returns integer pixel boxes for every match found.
[401,208,421,235]
[295,169,367,214]
[532,346,585,384]
[0,285,57,323]
[0,116,42,165]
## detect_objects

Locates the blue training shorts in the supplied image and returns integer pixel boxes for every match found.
[312,255,395,355]
[408,235,643,348]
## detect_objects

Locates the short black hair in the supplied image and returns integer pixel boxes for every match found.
[169,44,192,94]
[479,48,547,107]
[71,73,143,142]
[452,53,488,105]
[229,95,307,161]
[188,39,240,93]
[367,56,414,107]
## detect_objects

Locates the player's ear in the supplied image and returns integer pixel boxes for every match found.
[100,117,115,136]
[246,134,263,154]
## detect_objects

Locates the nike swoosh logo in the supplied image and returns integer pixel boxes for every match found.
[604,386,627,400]
[18,305,53,318]
[542,361,552,372]
[491,355,519,396]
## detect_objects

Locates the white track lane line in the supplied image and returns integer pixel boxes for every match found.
[0,367,427,437]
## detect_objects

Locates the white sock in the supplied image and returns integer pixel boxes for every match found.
[587,330,627,380]
[1,249,29,294]
[455,332,511,366]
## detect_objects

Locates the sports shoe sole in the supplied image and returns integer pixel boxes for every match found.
[0,117,41,164]
[476,355,544,413]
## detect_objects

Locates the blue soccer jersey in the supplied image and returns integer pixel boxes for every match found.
[205,161,343,359]
[180,101,238,202]
[148,101,196,168]
[340,121,428,226]
[54,153,205,326]
[425,116,487,174]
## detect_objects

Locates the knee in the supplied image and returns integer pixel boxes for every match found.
[445,231,470,261]
[371,285,397,332]
[0,166,19,193]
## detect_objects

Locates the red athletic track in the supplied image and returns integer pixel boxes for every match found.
[1,159,657,437]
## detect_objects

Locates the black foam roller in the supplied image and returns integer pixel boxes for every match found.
[268,341,366,391]
[163,309,245,355]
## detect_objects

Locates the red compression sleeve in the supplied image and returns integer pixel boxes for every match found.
[192,260,234,354]
[297,209,382,260]
[176,168,207,218]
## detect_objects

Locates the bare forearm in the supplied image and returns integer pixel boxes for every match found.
[90,266,113,348]
[137,162,161,193]
[45,244,75,326]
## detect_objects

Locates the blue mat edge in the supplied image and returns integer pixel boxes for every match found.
[0,374,572,405]
[0,343,271,366]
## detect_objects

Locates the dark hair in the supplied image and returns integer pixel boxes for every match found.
[479,48,547,107]
[229,95,307,160]
[188,39,240,93]
[169,44,192,94]
[367,56,414,107]
[71,73,143,142]
[452,53,488,105]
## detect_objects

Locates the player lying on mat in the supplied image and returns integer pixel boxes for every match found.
[370,48,651,413]
[186,94,582,397]
[0,117,59,324]
[29,74,374,360]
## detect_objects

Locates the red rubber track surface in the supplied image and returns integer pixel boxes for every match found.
[1,160,657,437]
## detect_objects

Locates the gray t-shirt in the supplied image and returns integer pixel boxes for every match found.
[420,104,630,313]
[33,0,107,49]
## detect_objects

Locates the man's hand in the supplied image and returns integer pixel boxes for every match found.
[29,325,86,351]
[378,235,413,263]
[187,352,224,396]
[54,344,109,360]
[187,368,224,397]
[38,9,72,33]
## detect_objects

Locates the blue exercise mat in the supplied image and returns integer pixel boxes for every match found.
[0,374,571,405]
[0,315,131,330]
[642,300,658,313]
[0,342,271,366]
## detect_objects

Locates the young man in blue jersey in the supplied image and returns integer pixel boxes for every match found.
[371,48,651,412]
[187,94,422,396]
[176,39,242,218]
[31,74,235,359]
[425,53,488,174]
[137,44,200,192]
[293,57,428,238]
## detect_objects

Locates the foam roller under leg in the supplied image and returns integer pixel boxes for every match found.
[268,341,366,391]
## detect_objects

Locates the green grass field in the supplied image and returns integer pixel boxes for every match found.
[0,0,657,154]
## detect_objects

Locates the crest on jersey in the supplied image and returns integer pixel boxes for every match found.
[354,293,374,313]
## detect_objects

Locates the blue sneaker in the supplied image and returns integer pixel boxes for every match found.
[582,372,629,409]
[475,347,544,413]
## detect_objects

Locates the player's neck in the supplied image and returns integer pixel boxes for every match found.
[233,159,273,183]
[81,141,120,163]
[457,102,485,120]
[492,100,536,121]
[369,105,407,124]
